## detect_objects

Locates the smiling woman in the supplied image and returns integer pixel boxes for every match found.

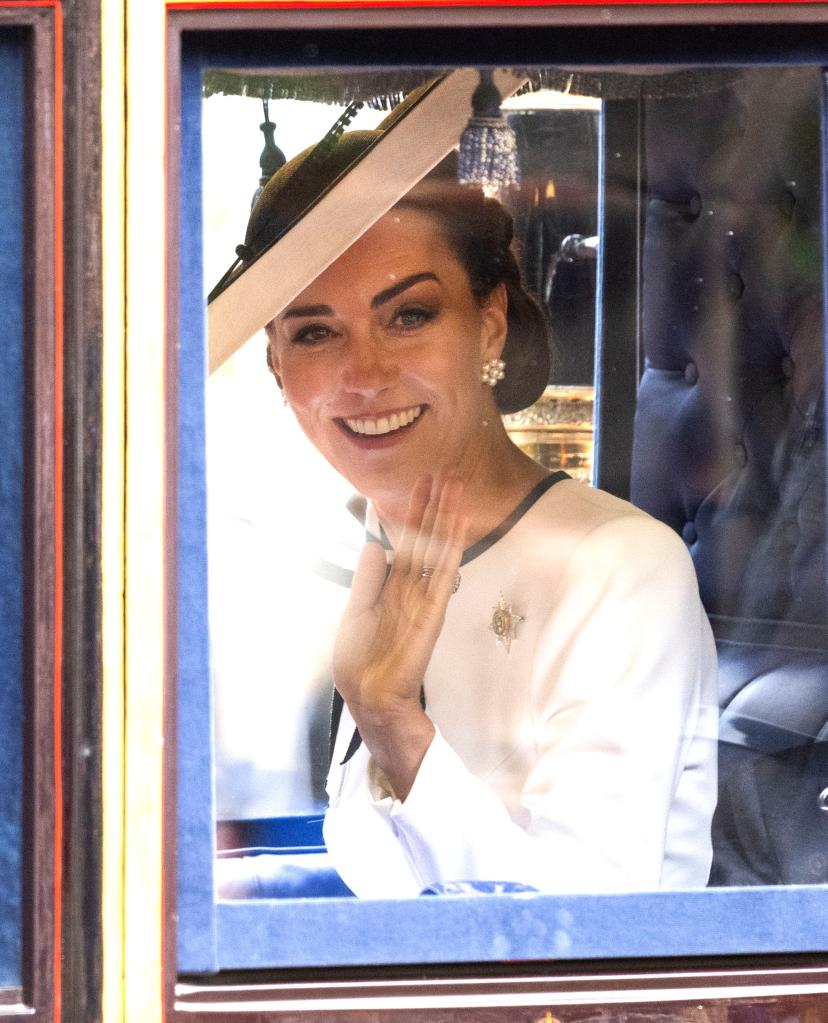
[266,206,529,520]
[207,84,718,901]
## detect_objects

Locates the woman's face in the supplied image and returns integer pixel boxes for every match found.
[268,207,507,503]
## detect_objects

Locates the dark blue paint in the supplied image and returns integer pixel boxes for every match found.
[0,31,25,988]
[216,886,828,969]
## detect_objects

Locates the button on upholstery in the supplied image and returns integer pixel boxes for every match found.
[684,362,699,385]
[683,192,702,221]
[780,188,797,220]
[658,191,702,221]
[682,521,698,545]
[810,852,828,878]
[726,272,745,300]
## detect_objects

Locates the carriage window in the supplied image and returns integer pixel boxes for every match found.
[177,46,828,974]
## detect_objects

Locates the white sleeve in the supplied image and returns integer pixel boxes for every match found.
[326,515,718,896]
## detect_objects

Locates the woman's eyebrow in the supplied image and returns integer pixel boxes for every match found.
[282,303,334,319]
[371,273,438,309]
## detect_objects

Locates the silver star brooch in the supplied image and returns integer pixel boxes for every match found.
[489,593,525,652]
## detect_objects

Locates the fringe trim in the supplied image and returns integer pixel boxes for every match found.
[202,69,443,109]
[203,67,744,107]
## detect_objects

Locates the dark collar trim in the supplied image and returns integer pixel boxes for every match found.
[363,471,570,562]
[460,470,569,566]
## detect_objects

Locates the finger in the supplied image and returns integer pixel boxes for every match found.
[344,541,388,617]
[411,474,443,570]
[393,474,431,576]
[421,479,466,595]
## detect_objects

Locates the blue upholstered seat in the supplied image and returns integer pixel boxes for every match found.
[215,815,355,898]
[628,67,827,884]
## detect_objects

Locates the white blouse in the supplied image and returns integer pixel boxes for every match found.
[324,477,719,898]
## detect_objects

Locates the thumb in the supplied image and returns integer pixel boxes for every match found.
[345,541,388,616]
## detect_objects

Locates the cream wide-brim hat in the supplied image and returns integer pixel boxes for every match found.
[206,69,550,414]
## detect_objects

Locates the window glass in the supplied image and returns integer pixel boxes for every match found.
[204,75,601,835]
[179,54,828,972]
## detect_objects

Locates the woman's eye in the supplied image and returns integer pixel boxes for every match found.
[392,306,434,331]
[291,323,334,345]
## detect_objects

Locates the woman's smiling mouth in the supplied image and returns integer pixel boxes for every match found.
[341,405,424,437]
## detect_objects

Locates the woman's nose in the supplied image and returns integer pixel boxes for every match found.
[339,333,396,394]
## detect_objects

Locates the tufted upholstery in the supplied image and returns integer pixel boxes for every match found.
[628,68,827,883]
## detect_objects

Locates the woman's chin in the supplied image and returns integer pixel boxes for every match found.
[338,450,437,505]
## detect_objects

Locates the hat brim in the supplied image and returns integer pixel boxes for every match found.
[207,68,526,373]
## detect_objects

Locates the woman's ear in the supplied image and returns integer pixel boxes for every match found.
[479,282,508,361]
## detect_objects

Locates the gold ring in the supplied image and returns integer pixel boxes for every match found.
[420,566,436,579]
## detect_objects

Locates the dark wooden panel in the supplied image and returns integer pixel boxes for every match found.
[173,955,828,1021]
[0,5,59,1021]
[0,987,24,1007]
[59,0,104,1020]
[169,4,828,31]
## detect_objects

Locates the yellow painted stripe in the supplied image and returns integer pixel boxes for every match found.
[100,0,126,1018]
[124,0,167,1019]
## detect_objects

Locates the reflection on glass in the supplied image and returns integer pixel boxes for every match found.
[504,386,595,481]
[203,65,826,902]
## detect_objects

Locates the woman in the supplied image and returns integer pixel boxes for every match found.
[234,123,718,899]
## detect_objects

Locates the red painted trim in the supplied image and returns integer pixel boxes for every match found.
[166,0,828,9]
[161,18,169,1023]
[52,3,64,1022]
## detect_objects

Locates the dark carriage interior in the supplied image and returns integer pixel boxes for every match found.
[622,67,828,885]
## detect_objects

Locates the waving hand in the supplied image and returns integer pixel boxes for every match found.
[333,475,466,798]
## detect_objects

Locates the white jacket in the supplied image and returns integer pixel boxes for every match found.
[324,477,719,898]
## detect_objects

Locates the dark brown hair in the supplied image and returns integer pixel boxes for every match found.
[396,153,553,413]
[251,140,553,413]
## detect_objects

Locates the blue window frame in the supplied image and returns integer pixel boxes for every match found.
[175,25,828,976]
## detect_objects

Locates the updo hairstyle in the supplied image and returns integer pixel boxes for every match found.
[395,152,553,413]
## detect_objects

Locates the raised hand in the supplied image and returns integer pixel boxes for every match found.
[333,474,467,799]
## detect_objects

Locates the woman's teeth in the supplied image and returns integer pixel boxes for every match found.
[344,405,422,436]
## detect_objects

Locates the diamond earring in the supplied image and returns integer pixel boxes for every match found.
[481,358,505,387]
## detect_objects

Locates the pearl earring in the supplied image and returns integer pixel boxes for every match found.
[481,358,505,387]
